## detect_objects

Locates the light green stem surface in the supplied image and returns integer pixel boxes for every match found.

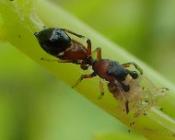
[0,0,175,140]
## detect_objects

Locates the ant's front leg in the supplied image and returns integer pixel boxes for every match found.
[122,62,143,75]
[86,39,91,55]
[93,47,102,61]
[72,72,97,88]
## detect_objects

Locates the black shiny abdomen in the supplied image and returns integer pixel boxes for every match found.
[34,28,71,56]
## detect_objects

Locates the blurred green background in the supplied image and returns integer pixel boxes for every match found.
[0,0,175,140]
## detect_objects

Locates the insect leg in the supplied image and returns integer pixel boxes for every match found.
[40,57,73,63]
[113,80,130,114]
[120,82,130,92]
[125,100,129,114]
[122,62,143,75]
[86,39,91,55]
[93,47,102,60]
[61,28,92,55]
[98,79,105,99]
[60,28,85,38]
[72,72,97,88]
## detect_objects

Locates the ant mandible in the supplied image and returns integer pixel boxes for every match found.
[34,28,143,114]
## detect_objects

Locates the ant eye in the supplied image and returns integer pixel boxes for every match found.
[130,71,138,79]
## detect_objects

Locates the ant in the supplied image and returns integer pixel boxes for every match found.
[72,47,143,113]
[34,28,143,114]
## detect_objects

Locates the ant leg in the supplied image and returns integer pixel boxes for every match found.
[93,47,102,61]
[120,82,130,92]
[40,57,73,63]
[113,81,130,114]
[60,28,85,38]
[125,100,129,114]
[61,28,92,55]
[86,39,91,55]
[72,72,97,88]
[122,62,143,75]
[98,79,105,99]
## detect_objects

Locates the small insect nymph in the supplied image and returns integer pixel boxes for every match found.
[34,28,93,70]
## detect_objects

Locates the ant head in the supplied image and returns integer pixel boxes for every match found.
[129,71,139,79]
[34,28,71,56]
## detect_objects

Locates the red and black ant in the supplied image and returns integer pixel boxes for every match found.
[72,47,143,113]
[34,28,143,114]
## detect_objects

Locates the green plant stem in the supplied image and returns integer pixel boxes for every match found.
[1,0,175,139]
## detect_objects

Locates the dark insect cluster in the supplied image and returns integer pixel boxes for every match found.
[34,28,144,114]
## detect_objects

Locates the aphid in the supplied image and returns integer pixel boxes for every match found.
[73,47,143,114]
[34,28,93,70]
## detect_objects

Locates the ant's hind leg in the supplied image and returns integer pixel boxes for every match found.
[98,79,105,99]
[72,72,97,88]
[40,57,73,63]
[122,62,143,75]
